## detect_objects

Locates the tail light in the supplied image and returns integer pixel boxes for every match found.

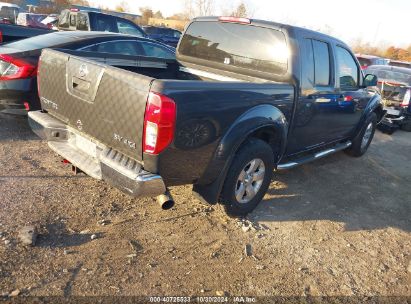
[400,89,410,107]
[344,95,353,102]
[37,57,41,97]
[23,101,30,111]
[143,92,176,155]
[0,31,3,43]
[0,54,36,81]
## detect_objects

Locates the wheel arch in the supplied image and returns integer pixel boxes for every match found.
[192,104,288,205]
[352,93,384,138]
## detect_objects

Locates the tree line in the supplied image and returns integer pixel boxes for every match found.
[2,0,409,63]
[352,42,411,62]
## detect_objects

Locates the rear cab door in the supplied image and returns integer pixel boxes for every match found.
[287,32,341,154]
[286,30,369,155]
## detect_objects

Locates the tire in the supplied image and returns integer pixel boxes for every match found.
[345,113,377,157]
[377,123,396,135]
[400,122,411,132]
[220,138,275,217]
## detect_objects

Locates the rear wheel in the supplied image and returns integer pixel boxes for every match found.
[345,113,377,157]
[220,138,275,217]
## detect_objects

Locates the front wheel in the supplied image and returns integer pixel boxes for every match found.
[345,113,377,157]
[220,138,275,217]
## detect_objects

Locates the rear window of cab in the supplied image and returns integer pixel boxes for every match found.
[178,21,288,76]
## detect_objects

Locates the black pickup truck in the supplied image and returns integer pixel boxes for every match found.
[28,17,384,216]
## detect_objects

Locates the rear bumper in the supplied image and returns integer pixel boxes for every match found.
[383,107,410,125]
[28,111,166,197]
[0,78,40,115]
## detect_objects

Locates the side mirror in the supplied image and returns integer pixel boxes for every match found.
[363,74,378,87]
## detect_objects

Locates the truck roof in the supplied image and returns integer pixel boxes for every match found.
[193,16,347,46]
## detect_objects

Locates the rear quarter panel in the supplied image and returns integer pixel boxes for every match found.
[150,80,294,185]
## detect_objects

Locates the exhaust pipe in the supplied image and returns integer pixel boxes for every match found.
[156,190,175,210]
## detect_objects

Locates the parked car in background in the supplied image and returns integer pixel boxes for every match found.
[356,54,388,70]
[58,9,147,38]
[0,2,20,24]
[29,16,384,217]
[365,65,411,132]
[17,13,48,28]
[0,9,148,43]
[388,59,411,69]
[0,31,175,115]
[143,26,181,47]
[40,14,58,30]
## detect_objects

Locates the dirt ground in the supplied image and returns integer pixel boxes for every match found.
[0,113,410,302]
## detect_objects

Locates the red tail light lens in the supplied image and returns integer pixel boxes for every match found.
[401,89,410,107]
[344,95,353,102]
[0,31,3,43]
[0,54,36,81]
[143,92,176,155]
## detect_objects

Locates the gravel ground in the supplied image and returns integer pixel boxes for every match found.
[0,113,410,302]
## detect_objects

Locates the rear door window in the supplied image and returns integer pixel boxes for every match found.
[95,14,116,32]
[301,38,315,89]
[77,13,89,31]
[116,19,144,37]
[94,41,145,56]
[140,42,175,59]
[336,46,359,89]
[179,21,288,76]
[312,40,331,86]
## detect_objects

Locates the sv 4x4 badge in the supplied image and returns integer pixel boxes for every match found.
[114,133,137,149]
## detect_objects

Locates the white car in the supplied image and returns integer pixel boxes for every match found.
[0,2,20,24]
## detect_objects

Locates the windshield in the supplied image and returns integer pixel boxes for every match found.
[179,21,288,76]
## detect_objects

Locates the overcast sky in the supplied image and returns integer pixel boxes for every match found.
[89,0,409,47]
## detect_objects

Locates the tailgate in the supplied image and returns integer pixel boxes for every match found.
[38,48,154,162]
